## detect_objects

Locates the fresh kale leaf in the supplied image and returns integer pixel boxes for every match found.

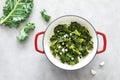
[0,0,34,27]
[40,9,51,22]
[17,22,35,41]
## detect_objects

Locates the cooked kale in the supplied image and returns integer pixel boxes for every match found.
[50,22,94,65]
[68,22,81,31]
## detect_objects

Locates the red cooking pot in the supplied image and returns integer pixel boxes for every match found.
[34,15,107,70]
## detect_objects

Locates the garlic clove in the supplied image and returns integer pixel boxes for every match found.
[99,61,105,67]
[91,69,96,76]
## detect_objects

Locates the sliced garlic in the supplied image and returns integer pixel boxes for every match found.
[91,69,96,76]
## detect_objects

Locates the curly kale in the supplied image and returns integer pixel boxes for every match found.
[50,22,94,65]
[0,0,34,27]
[40,9,51,22]
[17,22,35,41]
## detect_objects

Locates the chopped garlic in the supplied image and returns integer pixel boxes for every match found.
[90,69,96,76]
[62,48,65,52]
[62,42,64,45]
[64,34,68,38]
[59,52,62,55]
[58,46,61,49]
[65,49,68,52]
[64,35,66,38]
[71,58,74,60]
[69,38,71,40]
[70,33,72,36]
[99,61,105,67]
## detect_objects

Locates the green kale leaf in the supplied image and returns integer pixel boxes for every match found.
[17,22,35,41]
[0,0,34,27]
[40,9,51,22]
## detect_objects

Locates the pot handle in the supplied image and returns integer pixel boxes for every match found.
[96,31,107,54]
[35,31,45,54]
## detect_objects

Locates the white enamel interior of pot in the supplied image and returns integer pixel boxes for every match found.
[43,15,98,70]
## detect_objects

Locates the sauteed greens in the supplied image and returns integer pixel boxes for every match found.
[50,22,94,65]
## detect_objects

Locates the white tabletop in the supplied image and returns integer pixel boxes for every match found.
[0,0,120,80]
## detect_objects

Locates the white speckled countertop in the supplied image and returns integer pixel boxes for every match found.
[0,0,120,80]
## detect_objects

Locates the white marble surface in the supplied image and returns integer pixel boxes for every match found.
[0,0,120,80]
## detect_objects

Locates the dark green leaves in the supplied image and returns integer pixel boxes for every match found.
[68,22,81,31]
[0,0,33,27]
[17,22,35,41]
[40,9,51,22]
[54,24,67,34]
[50,22,94,65]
